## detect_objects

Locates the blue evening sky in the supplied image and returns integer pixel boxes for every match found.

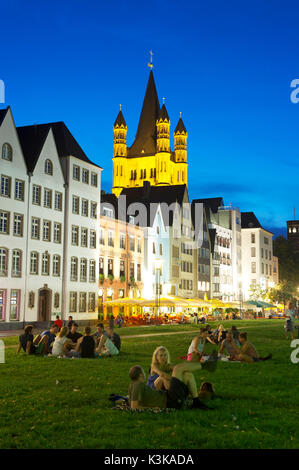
[1,0,299,237]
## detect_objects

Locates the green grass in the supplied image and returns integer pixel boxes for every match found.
[0,319,298,449]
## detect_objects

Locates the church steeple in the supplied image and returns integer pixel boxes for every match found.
[174,116,187,162]
[128,69,160,156]
[156,102,170,152]
[113,108,127,157]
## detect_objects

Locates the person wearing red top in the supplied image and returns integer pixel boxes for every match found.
[54,315,63,330]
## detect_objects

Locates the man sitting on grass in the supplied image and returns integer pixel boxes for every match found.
[218,331,239,360]
[96,327,120,357]
[128,351,218,411]
[35,324,59,354]
[227,332,272,363]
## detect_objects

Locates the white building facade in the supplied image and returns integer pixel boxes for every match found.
[0,107,102,326]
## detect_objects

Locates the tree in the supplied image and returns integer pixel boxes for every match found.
[268,280,296,310]
[249,282,267,301]
[273,236,299,284]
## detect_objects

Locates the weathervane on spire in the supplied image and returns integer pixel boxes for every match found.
[148,50,154,70]
[163,97,165,104]
[180,111,182,118]
[120,104,122,111]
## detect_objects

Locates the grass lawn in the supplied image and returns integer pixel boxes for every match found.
[0,319,298,449]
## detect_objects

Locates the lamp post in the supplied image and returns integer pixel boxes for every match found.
[155,259,162,323]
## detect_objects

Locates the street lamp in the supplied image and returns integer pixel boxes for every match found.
[154,259,162,321]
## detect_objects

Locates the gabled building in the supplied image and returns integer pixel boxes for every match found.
[118,182,197,299]
[112,69,188,197]
[0,106,102,326]
[241,212,275,300]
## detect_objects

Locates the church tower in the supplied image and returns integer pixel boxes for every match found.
[112,108,127,197]
[174,116,188,184]
[111,58,188,196]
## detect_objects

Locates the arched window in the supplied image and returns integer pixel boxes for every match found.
[45,159,53,175]
[42,253,50,275]
[0,248,8,276]
[2,143,12,161]
[12,249,22,277]
[53,254,60,277]
[30,252,39,274]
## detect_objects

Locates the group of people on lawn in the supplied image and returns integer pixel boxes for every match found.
[128,325,272,411]
[17,314,273,411]
[17,316,121,359]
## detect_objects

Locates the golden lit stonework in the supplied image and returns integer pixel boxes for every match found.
[112,69,188,197]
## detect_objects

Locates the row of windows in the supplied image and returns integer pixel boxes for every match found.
[181,242,193,255]
[0,212,24,236]
[99,257,142,282]
[251,262,273,275]
[198,247,210,259]
[181,261,193,273]
[251,234,270,245]
[71,226,96,248]
[32,185,63,210]
[72,196,97,218]
[73,165,98,187]
[99,229,142,252]
[69,292,96,313]
[216,236,230,248]
[1,175,25,200]
[0,248,23,277]
[0,289,20,321]
[180,279,193,291]
[251,247,272,260]
[198,264,210,274]
[70,257,96,282]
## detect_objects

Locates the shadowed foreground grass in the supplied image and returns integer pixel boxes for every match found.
[0,320,298,449]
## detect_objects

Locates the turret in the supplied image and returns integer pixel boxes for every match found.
[156,102,170,152]
[113,109,127,157]
[174,116,187,162]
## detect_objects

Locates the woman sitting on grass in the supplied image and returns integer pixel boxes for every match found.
[147,346,173,390]
[227,332,272,363]
[187,328,216,361]
[51,327,75,357]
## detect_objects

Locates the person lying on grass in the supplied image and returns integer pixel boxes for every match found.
[226,332,272,363]
[129,352,218,411]
[147,346,174,391]
[187,328,217,361]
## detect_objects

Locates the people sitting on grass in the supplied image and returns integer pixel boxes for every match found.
[212,324,227,344]
[218,331,239,360]
[108,326,121,353]
[51,327,75,357]
[17,325,40,355]
[35,324,59,354]
[96,327,120,357]
[93,322,107,345]
[73,326,96,358]
[147,346,173,390]
[227,332,272,363]
[128,352,218,411]
[67,323,83,344]
[187,328,217,361]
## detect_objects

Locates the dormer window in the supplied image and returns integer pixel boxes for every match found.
[45,159,53,175]
[2,143,12,161]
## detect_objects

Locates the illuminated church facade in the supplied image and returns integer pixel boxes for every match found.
[112,69,188,197]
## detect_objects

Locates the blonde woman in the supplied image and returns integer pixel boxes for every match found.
[147,346,173,391]
[51,326,75,357]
